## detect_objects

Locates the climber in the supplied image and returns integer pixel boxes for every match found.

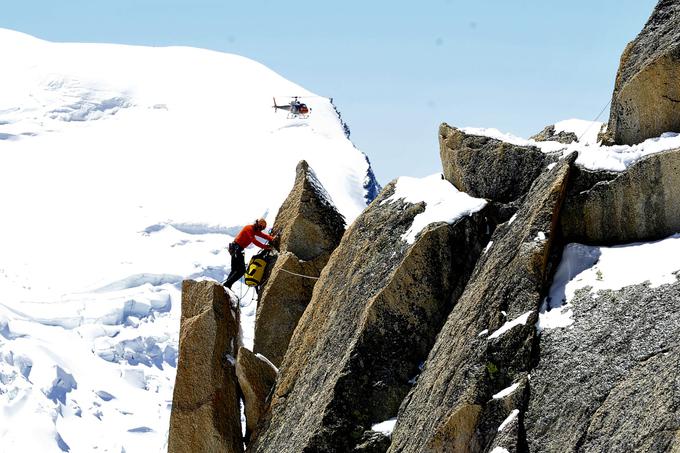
[223,218,277,289]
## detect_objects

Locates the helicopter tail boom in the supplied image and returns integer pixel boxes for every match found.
[272,97,292,111]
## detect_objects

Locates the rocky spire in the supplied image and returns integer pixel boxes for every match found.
[605,0,680,145]
[253,160,346,367]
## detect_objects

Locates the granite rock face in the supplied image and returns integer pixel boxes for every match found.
[254,160,345,366]
[168,280,242,453]
[235,347,278,443]
[439,123,554,203]
[253,252,326,367]
[486,377,530,453]
[269,160,345,261]
[389,155,574,453]
[250,179,495,453]
[606,0,680,145]
[525,280,680,452]
[561,148,680,244]
[530,124,578,144]
[353,431,392,453]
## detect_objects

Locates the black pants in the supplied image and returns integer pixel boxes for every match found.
[224,246,245,289]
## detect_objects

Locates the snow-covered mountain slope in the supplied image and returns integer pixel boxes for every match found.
[0,28,379,452]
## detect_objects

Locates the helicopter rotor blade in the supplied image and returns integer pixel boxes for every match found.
[278,95,326,99]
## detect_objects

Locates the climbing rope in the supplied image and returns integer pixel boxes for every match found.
[577,98,613,143]
[226,251,319,310]
[240,285,256,308]
[236,279,256,307]
[278,268,320,280]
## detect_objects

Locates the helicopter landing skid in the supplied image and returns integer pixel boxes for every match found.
[287,113,310,119]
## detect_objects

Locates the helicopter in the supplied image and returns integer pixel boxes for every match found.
[272,96,311,119]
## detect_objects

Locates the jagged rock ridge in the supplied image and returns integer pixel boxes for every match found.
[389,154,574,452]
[439,123,557,204]
[254,160,346,367]
[250,178,495,452]
[168,4,680,451]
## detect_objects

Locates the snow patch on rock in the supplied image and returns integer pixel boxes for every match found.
[462,124,680,172]
[538,234,680,331]
[498,409,519,432]
[492,382,520,399]
[372,417,397,435]
[489,311,533,339]
[553,119,601,145]
[382,173,487,244]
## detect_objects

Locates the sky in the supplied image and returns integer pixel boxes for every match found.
[1,0,658,184]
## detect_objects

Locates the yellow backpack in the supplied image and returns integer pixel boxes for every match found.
[245,255,268,287]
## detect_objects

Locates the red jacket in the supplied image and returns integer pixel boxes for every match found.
[234,224,274,250]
